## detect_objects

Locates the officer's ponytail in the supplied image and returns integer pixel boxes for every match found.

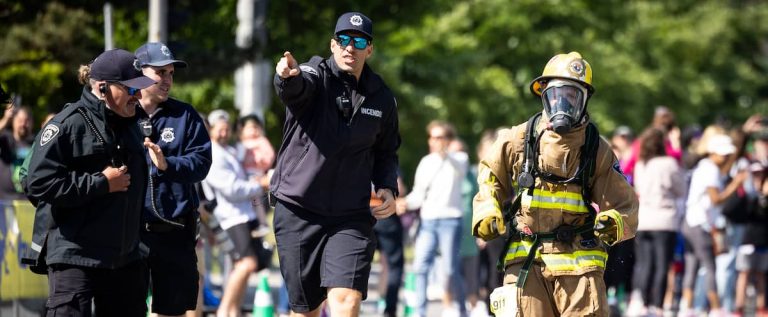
[78,64,91,85]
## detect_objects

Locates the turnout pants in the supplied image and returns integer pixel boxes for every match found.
[503,263,609,316]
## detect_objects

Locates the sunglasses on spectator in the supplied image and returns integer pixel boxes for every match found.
[335,34,370,50]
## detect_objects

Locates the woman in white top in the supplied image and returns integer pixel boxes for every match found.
[678,134,747,316]
[627,128,687,316]
[204,110,267,317]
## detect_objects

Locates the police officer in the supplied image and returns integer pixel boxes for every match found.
[272,11,400,316]
[24,49,155,316]
[135,42,212,317]
[472,52,639,316]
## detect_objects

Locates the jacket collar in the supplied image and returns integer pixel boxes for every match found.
[327,56,382,94]
[80,86,106,121]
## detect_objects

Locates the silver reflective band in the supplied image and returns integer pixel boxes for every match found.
[31,241,42,252]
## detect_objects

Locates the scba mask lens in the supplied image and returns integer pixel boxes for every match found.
[541,80,586,134]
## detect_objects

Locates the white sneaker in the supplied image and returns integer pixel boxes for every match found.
[626,295,647,317]
[470,302,491,317]
[442,306,461,317]
[707,308,727,317]
[677,308,697,317]
[426,284,444,301]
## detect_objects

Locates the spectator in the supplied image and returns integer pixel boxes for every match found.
[621,106,682,183]
[450,138,489,317]
[626,128,687,317]
[204,110,269,317]
[235,114,274,236]
[403,120,467,317]
[0,105,34,199]
[611,125,634,165]
[733,162,768,316]
[372,175,406,317]
[679,134,748,317]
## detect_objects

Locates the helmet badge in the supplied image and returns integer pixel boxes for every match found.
[569,60,584,78]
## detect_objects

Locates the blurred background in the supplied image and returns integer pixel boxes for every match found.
[1,0,767,184]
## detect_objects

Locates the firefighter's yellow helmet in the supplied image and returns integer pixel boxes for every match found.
[529,52,594,97]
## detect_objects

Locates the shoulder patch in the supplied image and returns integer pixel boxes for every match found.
[299,65,318,76]
[612,160,627,180]
[40,124,60,146]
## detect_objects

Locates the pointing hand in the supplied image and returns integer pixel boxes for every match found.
[276,51,300,79]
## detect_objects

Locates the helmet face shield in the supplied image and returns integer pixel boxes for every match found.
[541,79,587,134]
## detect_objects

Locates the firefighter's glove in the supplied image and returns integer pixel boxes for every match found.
[474,215,506,241]
[593,209,624,246]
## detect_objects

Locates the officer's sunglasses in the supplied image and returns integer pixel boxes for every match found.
[110,82,141,96]
[335,34,370,50]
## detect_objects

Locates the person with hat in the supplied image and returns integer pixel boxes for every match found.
[272,11,400,316]
[134,42,212,317]
[678,133,749,317]
[472,52,638,315]
[203,109,272,317]
[22,49,155,316]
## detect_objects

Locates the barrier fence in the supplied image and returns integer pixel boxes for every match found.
[0,200,48,301]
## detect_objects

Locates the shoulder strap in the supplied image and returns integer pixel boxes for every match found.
[579,122,601,242]
[517,112,542,193]
[580,122,600,202]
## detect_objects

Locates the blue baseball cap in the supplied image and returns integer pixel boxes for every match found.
[334,12,373,40]
[135,42,188,68]
[89,49,155,89]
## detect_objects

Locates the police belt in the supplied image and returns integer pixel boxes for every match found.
[506,223,594,289]
[144,214,194,233]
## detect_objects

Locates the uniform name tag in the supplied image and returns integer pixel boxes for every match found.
[360,107,382,118]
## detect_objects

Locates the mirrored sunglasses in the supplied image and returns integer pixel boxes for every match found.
[336,34,370,50]
[112,83,140,96]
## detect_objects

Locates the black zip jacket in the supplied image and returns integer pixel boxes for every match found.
[272,55,400,216]
[25,87,147,269]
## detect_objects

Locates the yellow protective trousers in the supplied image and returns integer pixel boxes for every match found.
[501,263,609,316]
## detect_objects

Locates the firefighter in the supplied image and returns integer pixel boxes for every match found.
[472,52,638,316]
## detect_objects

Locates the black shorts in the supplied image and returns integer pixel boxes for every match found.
[273,200,377,313]
[141,218,199,315]
[225,219,273,271]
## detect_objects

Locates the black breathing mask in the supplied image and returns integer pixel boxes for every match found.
[549,96,575,134]
[541,80,587,134]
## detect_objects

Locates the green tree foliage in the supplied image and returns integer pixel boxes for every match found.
[2,0,767,185]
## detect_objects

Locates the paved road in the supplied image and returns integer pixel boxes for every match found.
[208,262,448,317]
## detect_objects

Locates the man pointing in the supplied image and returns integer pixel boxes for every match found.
[271,11,401,317]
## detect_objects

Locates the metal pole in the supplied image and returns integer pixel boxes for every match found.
[103,3,113,51]
[234,0,271,120]
[149,0,168,42]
